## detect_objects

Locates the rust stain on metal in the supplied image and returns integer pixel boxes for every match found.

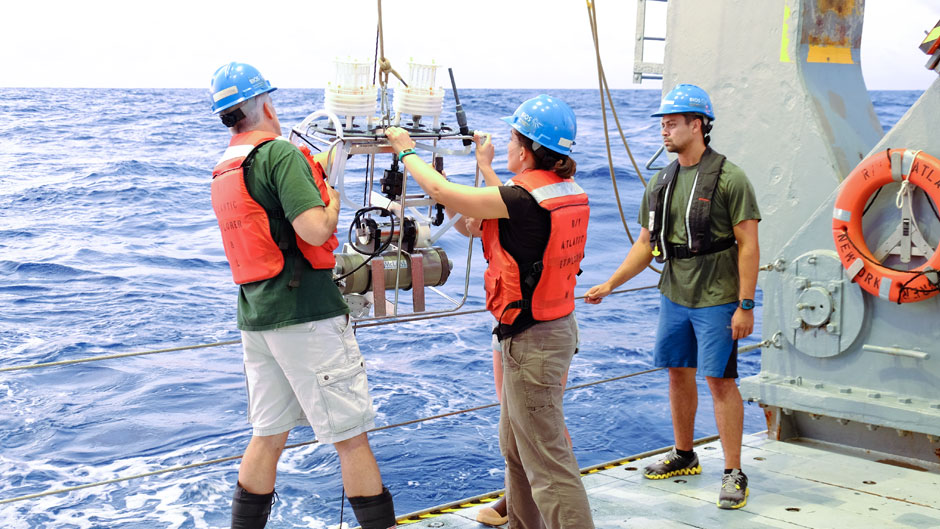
[875,459,928,472]
[802,0,864,49]
[817,0,858,17]
[763,406,783,440]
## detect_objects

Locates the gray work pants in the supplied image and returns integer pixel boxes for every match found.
[499,313,595,529]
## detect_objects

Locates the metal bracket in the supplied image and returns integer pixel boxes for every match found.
[873,189,933,264]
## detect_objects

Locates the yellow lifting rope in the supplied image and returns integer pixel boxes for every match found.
[586,0,662,274]
[375,0,407,126]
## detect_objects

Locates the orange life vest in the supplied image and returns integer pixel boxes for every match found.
[211,131,338,285]
[481,169,590,325]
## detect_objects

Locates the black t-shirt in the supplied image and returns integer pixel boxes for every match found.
[494,186,551,339]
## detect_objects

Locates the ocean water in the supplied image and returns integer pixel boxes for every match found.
[0,88,922,528]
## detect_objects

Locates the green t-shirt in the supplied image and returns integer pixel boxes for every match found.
[236,139,348,331]
[639,158,761,308]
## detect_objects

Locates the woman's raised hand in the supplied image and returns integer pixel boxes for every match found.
[474,131,494,168]
[384,127,415,154]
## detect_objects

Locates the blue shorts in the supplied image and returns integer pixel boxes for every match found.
[653,296,739,379]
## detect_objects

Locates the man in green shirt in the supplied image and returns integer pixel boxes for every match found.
[585,84,760,510]
[209,62,397,529]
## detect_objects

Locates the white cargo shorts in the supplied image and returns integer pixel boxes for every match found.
[240,314,376,444]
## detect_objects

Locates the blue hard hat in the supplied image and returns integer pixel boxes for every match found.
[501,95,577,156]
[209,62,277,114]
[651,83,715,120]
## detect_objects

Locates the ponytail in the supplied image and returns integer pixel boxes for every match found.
[512,129,577,179]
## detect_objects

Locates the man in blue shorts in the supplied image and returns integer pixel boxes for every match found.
[585,84,760,509]
[209,62,397,529]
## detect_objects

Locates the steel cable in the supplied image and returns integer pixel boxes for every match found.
[0,338,766,506]
[0,287,661,373]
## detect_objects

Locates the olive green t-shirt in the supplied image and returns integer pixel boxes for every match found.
[236,139,348,331]
[639,158,761,308]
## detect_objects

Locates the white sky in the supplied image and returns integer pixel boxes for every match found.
[0,0,936,90]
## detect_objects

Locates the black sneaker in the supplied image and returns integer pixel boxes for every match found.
[643,447,702,480]
[717,469,749,509]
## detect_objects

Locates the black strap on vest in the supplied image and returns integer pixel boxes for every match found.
[503,261,543,315]
[244,143,304,290]
[648,147,727,262]
[666,238,736,259]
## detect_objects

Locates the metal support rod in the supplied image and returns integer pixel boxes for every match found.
[863,344,929,360]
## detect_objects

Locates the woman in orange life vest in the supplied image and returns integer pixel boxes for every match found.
[450,192,574,527]
[385,94,594,529]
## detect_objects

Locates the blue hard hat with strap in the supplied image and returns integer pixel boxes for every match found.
[501,95,577,156]
[651,83,715,120]
[209,62,277,115]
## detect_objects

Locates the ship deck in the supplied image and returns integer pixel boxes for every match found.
[397,432,940,528]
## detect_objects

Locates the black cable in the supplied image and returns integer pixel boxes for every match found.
[289,129,321,153]
[373,24,379,86]
[839,228,940,302]
[333,207,397,283]
[862,187,882,216]
[924,190,940,222]
[339,488,346,529]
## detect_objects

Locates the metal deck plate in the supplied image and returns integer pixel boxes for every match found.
[399,433,940,528]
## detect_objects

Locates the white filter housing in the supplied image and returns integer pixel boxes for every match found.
[392,59,445,126]
[324,57,378,129]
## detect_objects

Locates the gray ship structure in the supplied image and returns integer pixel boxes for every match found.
[400,1,940,527]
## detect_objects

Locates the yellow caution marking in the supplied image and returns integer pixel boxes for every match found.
[807,45,853,64]
[923,26,940,46]
[780,4,792,63]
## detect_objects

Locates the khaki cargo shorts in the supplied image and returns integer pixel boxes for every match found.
[240,314,376,444]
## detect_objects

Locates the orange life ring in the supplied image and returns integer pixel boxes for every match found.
[832,148,940,303]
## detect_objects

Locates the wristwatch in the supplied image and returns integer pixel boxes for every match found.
[739,298,755,310]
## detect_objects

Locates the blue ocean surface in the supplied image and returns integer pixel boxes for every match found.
[0,88,922,528]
